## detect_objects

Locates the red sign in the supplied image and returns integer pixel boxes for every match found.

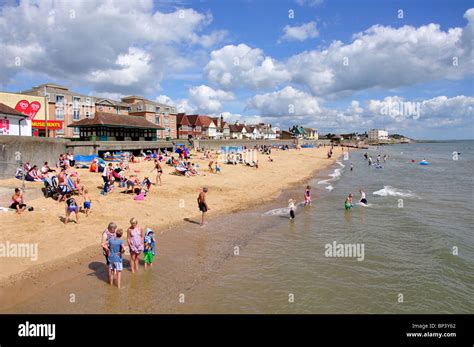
[14,100,42,120]
[0,118,10,134]
[31,120,63,130]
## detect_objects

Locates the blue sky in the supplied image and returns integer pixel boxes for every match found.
[0,0,473,139]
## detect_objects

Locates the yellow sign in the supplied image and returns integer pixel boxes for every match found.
[0,91,47,121]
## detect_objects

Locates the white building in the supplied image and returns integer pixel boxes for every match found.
[0,103,31,136]
[368,129,388,141]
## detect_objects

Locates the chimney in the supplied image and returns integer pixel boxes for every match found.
[235,120,240,126]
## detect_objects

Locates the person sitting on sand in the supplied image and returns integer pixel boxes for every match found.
[10,188,27,214]
[197,186,210,226]
[41,162,55,174]
[108,228,125,289]
[127,218,144,273]
[64,194,79,224]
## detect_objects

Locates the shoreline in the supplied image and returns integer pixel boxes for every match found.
[0,147,346,311]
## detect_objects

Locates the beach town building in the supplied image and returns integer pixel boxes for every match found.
[244,125,261,139]
[22,83,95,138]
[69,111,163,141]
[199,116,218,139]
[95,98,129,115]
[176,113,193,139]
[289,125,308,139]
[368,129,389,141]
[256,123,277,140]
[0,103,31,136]
[121,96,177,139]
[211,115,230,139]
[277,130,293,139]
[303,127,318,140]
[229,122,248,139]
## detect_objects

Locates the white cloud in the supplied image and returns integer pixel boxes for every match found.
[0,0,226,93]
[280,21,319,42]
[296,0,324,7]
[287,11,474,96]
[188,85,234,113]
[247,86,322,117]
[156,85,234,114]
[205,44,291,90]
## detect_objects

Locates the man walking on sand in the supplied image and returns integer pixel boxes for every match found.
[197,186,210,226]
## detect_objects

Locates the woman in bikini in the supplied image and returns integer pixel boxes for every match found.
[150,159,163,186]
[127,218,144,273]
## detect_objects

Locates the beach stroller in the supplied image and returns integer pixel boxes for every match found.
[43,175,59,198]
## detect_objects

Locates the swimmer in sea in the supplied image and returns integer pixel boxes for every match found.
[359,189,368,205]
[345,193,353,210]
[289,199,296,219]
[304,186,311,206]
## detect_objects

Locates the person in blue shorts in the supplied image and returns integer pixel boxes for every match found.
[108,228,125,289]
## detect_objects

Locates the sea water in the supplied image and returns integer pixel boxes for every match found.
[6,141,473,313]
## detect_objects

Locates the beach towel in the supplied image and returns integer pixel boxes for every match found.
[134,192,145,201]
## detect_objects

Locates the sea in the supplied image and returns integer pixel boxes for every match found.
[5,141,474,313]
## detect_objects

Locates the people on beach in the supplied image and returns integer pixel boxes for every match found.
[108,228,125,289]
[359,189,368,205]
[101,222,117,267]
[151,159,163,186]
[143,228,156,270]
[64,194,79,224]
[10,188,26,214]
[304,186,312,206]
[289,198,296,219]
[197,186,209,226]
[350,163,353,172]
[82,189,92,216]
[127,218,144,273]
[345,193,353,210]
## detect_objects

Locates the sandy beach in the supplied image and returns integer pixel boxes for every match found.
[0,146,343,291]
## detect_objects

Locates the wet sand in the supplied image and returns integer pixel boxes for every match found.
[0,146,343,311]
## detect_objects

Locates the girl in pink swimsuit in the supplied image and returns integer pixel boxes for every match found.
[127,218,144,273]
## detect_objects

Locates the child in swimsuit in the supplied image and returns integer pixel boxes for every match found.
[65,195,79,224]
[108,228,125,288]
[82,189,92,217]
[143,228,156,270]
[304,186,312,206]
[345,193,353,210]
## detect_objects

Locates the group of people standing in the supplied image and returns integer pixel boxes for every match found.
[101,219,156,289]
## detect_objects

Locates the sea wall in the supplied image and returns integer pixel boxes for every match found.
[0,136,67,177]
[195,139,330,150]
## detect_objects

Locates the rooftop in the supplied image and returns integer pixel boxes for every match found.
[68,112,163,129]
[0,103,28,117]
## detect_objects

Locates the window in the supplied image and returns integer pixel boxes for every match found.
[127,107,132,112]
[73,109,80,121]
[85,111,90,118]
[108,106,112,111]
[73,96,81,109]
[98,106,103,111]
[155,115,160,124]
[164,115,169,126]
[155,106,161,114]
[56,128,64,135]
[137,105,143,112]
[74,127,80,135]
[85,97,91,106]
[56,95,64,106]
[55,108,64,120]
[45,93,50,102]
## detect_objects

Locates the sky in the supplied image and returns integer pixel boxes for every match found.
[0,0,473,139]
